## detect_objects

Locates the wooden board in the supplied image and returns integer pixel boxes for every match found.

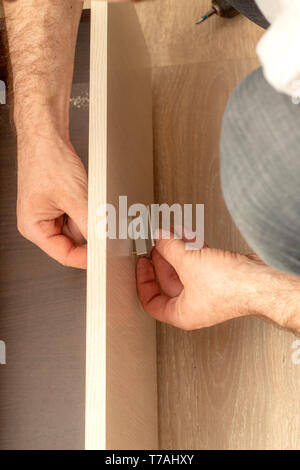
[136,0,263,68]
[136,0,300,450]
[86,1,157,450]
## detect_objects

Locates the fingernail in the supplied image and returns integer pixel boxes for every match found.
[137,256,149,266]
[183,226,196,241]
[185,238,204,251]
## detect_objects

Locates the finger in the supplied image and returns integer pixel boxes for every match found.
[65,198,88,241]
[32,219,87,269]
[152,248,183,298]
[247,253,264,264]
[173,224,205,249]
[136,257,180,326]
[154,229,186,272]
[62,215,86,245]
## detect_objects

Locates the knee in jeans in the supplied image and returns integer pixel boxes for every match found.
[219,68,300,275]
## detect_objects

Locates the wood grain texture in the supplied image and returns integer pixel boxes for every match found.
[86,2,157,450]
[136,0,263,67]
[136,0,300,450]
[86,0,107,450]
[0,17,89,450]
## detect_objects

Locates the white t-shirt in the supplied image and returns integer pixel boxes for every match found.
[255,0,300,97]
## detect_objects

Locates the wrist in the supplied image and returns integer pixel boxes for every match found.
[244,262,300,332]
[15,121,74,168]
[12,68,72,144]
[14,102,70,147]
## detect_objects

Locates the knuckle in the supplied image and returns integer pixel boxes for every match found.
[174,297,200,331]
[17,218,28,238]
[174,299,191,331]
[177,320,188,331]
[60,253,71,268]
[161,239,174,258]
[181,254,190,271]
[61,259,70,268]
[177,320,193,332]
[161,239,183,269]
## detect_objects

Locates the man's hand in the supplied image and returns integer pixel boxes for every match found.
[3,0,87,268]
[4,0,139,268]
[17,134,88,268]
[136,228,300,332]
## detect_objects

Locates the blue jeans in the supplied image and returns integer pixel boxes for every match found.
[220,68,300,276]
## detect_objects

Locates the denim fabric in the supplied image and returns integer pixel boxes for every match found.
[220,68,300,276]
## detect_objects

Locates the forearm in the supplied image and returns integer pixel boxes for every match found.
[3,0,83,143]
[247,265,300,333]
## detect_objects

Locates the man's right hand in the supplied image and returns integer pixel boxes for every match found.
[136,228,300,333]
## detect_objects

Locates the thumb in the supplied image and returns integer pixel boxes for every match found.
[65,199,88,242]
[63,216,86,245]
[154,229,186,272]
